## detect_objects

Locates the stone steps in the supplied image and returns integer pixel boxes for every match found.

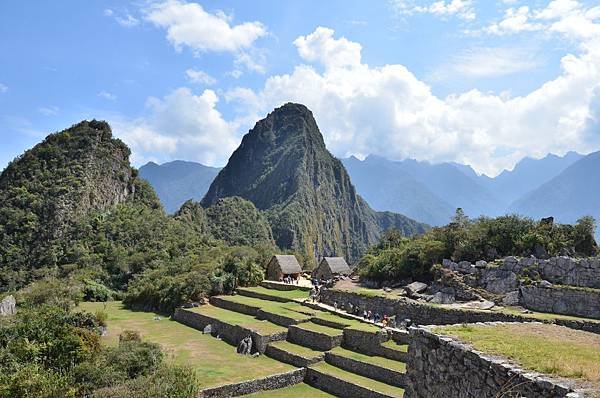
[288,322,344,351]
[325,347,406,387]
[265,341,325,368]
[306,363,405,398]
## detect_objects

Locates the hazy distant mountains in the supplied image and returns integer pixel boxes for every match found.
[139,160,220,213]
[140,149,595,228]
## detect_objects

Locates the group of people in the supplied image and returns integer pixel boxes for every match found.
[334,301,397,329]
[283,275,298,284]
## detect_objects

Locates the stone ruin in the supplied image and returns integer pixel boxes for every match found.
[0,295,16,316]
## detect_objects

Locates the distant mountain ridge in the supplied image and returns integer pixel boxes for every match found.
[139,160,220,213]
[201,103,426,262]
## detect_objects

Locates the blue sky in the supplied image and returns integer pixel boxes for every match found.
[1,0,599,176]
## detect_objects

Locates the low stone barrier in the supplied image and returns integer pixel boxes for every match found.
[520,285,600,319]
[265,344,324,368]
[310,316,347,329]
[406,326,580,398]
[173,308,286,353]
[200,368,306,398]
[236,288,292,303]
[256,309,306,327]
[320,289,600,334]
[342,328,407,361]
[325,352,405,387]
[261,281,312,291]
[305,367,397,398]
[287,325,342,351]
[209,296,258,316]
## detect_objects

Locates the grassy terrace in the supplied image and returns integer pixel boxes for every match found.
[238,286,309,301]
[435,323,600,389]
[268,340,325,357]
[243,383,335,397]
[310,363,404,397]
[499,306,600,323]
[329,347,407,372]
[380,340,409,353]
[219,295,316,321]
[77,302,294,389]
[187,305,287,335]
[295,321,343,336]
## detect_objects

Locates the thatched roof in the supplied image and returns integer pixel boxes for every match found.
[271,255,302,274]
[320,257,351,274]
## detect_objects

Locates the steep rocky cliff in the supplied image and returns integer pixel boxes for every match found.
[202,103,426,262]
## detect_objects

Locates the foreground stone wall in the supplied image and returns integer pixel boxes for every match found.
[287,325,342,350]
[200,368,306,398]
[325,351,406,387]
[406,326,578,398]
[520,285,600,319]
[305,367,396,398]
[173,308,287,353]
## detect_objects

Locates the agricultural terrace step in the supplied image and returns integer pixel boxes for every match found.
[237,286,309,303]
[266,341,325,368]
[185,305,287,335]
[325,347,406,387]
[239,383,336,397]
[260,280,312,292]
[306,363,405,398]
[288,322,344,351]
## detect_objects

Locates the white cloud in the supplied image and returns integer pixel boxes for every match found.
[103,8,140,27]
[111,88,238,166]
[430,46,541,80]
[391,0,476,21]
[0,83,7,93]
[38,106,59,116]
[145,0,267,54]
[103,9,114,17]
[185,69,217,85]
[226,23,600,176]
[98,91,117,101]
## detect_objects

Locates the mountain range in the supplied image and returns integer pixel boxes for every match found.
[142,144,592,229]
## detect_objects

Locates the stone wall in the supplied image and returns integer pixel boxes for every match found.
[200,368,306,398]
[406,326,579,398]
[520,285,600,319]
[305,367,397,398]
[265,343,324,368]
[172,308,287,353]
[256,309,305,327]
[260,281,311,291]
[209,297,258,316]
[236,289,291,303]
[342,328,408,362]
[325,352,405,387]
[287,325,342,351]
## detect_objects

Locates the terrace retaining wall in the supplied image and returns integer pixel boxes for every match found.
[305,367,399,398]
[261,281,311,291]
[236,289,292,303]
[172,308,286,353]
[265,344,324,368]
[256,309,305,327]
[325,352,405,387]
[200,368,306,398]
[342,328,407,361]
[320,289,600,334]
[520,285,600,319]
[209,297,258,316]
[406,326,580,398]
[287,325,342,351]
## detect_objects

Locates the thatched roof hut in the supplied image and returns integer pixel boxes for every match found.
[313,257,351,280]
[266,255,302,281]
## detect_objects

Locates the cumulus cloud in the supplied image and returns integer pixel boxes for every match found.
[145,0,267,73]
[391,0,476,21]
[185,69,217,85]
[226,20,600,176]
[111,87,238,166]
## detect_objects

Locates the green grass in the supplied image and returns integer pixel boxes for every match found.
[497,306,600,323]
[435,323,600,386]
[380,340,409,353]
[238,286,309,301]
[295,321,343,336]
[268,341,325,358]
[330,287,388,297]
[187,305,287,335]
[76,302,294,388]
[242,383,335,397]
[329,347,406,372]
[219,295,315,321]
[310,363,404,397]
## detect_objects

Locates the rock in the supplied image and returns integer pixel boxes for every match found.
[383,287,392,293]
[533,243,548,258]
[479,300,495,310]
[475,260,488,269]
[405,281,428,295]
[203,324,212,334]
[0,295,16,316]
[539,280,553,288]
[430,292,455,304]
[501,291,519,306]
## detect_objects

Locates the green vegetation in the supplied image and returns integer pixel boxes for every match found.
[238,286,309,301]
[358,209,597,282]
[329,347,406,372]
[380,340,409,353]
[435,323,600,385]
[309,363,404,397]
[267,341,324,358]
[188,305,287,335]
[77,302,294,388]
[244,383,335,397]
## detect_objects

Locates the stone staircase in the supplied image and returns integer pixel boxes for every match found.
[174,284,409,397]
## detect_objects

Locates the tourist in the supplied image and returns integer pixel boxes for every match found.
[367,310,373,321]
[363,310,368,320]
[374,312,381,323]
[382,315,389,328]
[389,315,396,328]
[333,301,338,311]
[347,302,354,314]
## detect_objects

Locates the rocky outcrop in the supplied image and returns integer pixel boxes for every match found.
[0,295,16,316]
[520,285,600,319]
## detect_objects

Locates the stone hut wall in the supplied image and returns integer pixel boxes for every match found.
[406,326,578,398]
[520,285,600,319]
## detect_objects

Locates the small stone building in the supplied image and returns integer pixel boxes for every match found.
[313,257,351,280]
[266,255,302,281]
